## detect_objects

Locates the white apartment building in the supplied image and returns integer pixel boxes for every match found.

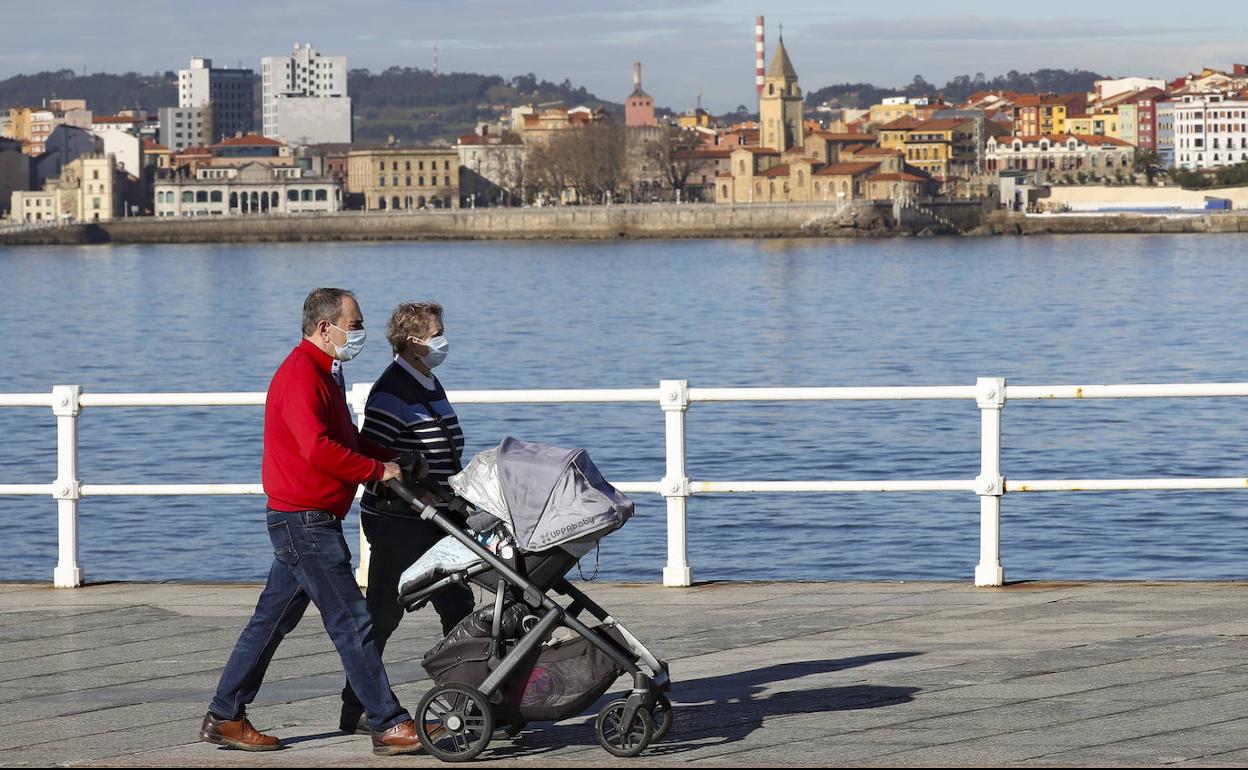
[261,44,351,145]
[1095,77,1166,103]
[153,162,342,217]
[1174,93,1248,170]
[158,106,210,152]
[178,57,255,141]
[986,134,1135,183]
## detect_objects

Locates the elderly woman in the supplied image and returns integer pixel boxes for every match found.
[339,301,475,735]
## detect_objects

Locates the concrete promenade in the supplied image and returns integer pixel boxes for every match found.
[3,580,1248,767]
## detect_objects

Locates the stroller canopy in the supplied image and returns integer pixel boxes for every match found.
[449,437,634,553]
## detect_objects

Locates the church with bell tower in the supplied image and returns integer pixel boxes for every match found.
[759,34,804,153]
[715,26,935,206]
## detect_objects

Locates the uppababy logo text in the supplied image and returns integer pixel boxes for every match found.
[537,515,602,545]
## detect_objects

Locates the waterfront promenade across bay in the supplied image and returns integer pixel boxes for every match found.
[4,579,1248,767]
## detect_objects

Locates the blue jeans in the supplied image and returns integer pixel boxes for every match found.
[341,511,475,717]
[209,509,410,732]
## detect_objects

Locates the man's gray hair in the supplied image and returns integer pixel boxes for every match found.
[302,288,355,337]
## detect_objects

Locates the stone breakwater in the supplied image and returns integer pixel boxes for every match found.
[2,203,1246,246]
[0,201,983,245]
[977,211,1248,235]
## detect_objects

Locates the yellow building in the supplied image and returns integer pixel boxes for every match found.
[878,116,921,150]
[678,109,715,129]
[515,106,608,146]
[901,118,978,179]
[347,147,460,210]
[2,107,34,144]
[12,153,125,222]
[1067,111,1121,138]
[869,100,917,127]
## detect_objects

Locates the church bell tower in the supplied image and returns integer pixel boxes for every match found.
[759,35,803,152]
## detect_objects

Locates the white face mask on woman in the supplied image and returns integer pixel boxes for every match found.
[330,324,367,361]
[413,335,449,368]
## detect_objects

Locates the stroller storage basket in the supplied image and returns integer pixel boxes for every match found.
[422,609,630,723]
[517,626,628,722]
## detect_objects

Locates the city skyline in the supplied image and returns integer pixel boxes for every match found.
[1,0,1245,113]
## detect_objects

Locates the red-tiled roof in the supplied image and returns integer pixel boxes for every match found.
[869,172,928,182]
[814,131,870,141]
[143,139,168,151]
[457,132,522,146]
[879,116,921,130]
[814,161,880,176]
[908,117,973,131]
[994,133,1132,147]
[851,146,903,156]
[92,115,142,124]
[213,134,284,148]
[735,147,780,155]
[758,164,791,177]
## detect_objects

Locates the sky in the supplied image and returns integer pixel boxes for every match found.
[1,0,1246,113]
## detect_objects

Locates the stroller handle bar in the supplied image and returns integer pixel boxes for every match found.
[384,477,442,520]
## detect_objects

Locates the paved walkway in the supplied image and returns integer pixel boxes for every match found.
[3,580,1248,767]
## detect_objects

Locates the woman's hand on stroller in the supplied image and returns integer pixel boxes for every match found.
[396,451,429,482]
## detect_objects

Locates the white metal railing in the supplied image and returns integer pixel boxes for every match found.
[3,378,1248,589]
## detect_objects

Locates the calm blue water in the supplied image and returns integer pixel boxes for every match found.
[3,236,1248,583]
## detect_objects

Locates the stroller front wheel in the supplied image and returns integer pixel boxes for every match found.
[417,683,494,762]
[651,694,673,741]
[595,699,654,758]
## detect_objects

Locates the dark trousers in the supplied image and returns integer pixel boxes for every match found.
[209,509,410,732]
[340,511,475,718]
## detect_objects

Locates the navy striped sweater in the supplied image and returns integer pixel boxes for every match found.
[359,358,466,516]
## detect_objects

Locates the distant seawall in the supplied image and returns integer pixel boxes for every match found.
[0,201,985,246]
[3,202,1248,246]
[980,211,1248,235]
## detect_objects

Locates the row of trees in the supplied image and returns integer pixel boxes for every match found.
[1169,161,1248,189]
[805,68,1105,110]
[463,125,708,206]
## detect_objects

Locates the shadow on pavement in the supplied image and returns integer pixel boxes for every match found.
[485,652,923,759]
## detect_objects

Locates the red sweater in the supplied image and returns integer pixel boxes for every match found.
[263,339,394,517]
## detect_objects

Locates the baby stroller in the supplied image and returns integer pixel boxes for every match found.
[387,437,672,762]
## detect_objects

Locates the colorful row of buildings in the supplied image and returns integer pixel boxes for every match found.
[4,40,1248,220]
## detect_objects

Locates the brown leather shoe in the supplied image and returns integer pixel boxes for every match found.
[371,719,424,756]
[199,711,281,751]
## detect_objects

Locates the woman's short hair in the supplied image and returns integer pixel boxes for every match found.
[386,301,444,355]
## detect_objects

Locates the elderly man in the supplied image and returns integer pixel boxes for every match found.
[200,288,426,756]
[338,301,475,735]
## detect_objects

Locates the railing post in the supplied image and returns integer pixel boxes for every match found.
[347,382,371,589]
[975,377,1006,587]
[659,379,692,587]
[52,385,83,588]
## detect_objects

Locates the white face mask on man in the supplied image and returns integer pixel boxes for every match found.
[330,324,367,361]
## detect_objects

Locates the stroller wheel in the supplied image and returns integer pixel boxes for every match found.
[651,694,673,741]
[595,698,654,758]
[416,684,494,762]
